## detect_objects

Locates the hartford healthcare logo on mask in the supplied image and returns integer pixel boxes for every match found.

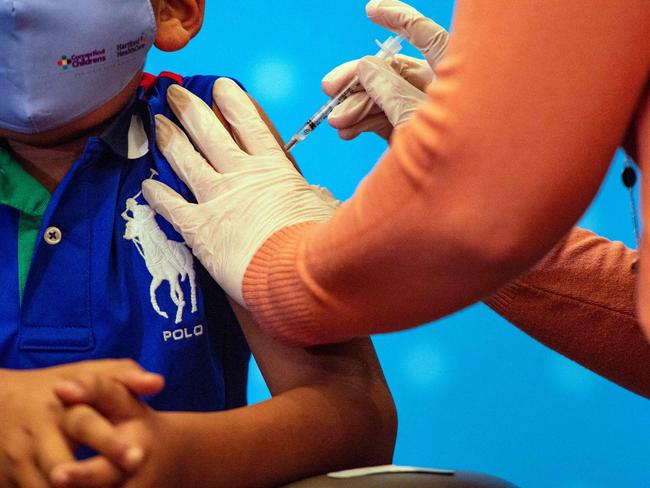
[117,32,149,58]
[57,32,149,71]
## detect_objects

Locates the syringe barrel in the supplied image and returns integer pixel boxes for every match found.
[297,75,362,139]
[285,35,405,151]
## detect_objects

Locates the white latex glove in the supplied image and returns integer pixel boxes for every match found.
[142,80,339,306]
[324,0,449,140]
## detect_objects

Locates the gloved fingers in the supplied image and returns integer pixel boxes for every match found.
[356,56,406,126]
[155,115,222,203]
[358,56,427,127]
[339,113,393,141]
[337,128,361,141]
[323,56,432,102]
[322,60,362,97]
[329,91,378,129]
[213,78,287,160]
[393,94,426,128]
[330,55,408,130]
[142,180,199,247]
[392,54,435,91]
[166,84,246,173]
[326,56,430,134]
[366,0,449,67]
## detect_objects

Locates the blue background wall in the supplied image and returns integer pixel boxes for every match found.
[146,2,649,487]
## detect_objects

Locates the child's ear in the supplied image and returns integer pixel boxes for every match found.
[154,0,205,52]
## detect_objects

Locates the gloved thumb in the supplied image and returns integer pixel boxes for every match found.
[366,0,449,68]
[357,56,427,127]
[322,60,359,97]
[142,180,197,245]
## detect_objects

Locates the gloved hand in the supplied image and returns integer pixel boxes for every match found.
[324,0,449,140]
[142,80,339,306]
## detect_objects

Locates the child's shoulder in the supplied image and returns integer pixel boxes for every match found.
[144,72,244,103]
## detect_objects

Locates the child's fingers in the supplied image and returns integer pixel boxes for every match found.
[51,457,125,488]
[35,426,76,480]
[55,373,147,421]
[13,461,51,488]
[113,369,165,398]
[61,359,165,401]
[61,404,144,472]
[1,431,49,488]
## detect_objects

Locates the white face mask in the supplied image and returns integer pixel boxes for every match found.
[0,0,157,134]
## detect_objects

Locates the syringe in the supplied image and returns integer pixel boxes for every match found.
[285,34,406,152]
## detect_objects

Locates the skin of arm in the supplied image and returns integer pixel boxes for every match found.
[486,227,650,398]
[52,304,397,488]
[222,302,397,485]
[243,0,650,345]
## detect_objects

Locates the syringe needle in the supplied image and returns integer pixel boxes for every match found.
[285,136,300,152]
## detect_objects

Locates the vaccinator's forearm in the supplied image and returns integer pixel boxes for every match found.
[243,0,650,346]
[486,228,650,398]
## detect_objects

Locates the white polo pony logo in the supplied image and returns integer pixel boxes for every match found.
[122,170,198,324]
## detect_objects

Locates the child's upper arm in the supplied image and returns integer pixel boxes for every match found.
[210,90,389,395]
[228,298,389,396]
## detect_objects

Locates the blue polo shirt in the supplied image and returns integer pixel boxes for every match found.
[0,73,251,412]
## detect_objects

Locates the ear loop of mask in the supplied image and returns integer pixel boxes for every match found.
[622,153,640,271]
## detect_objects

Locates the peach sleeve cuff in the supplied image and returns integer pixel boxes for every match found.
[243,222,326,347]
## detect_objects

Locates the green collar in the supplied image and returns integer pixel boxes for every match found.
[0,146,50,216]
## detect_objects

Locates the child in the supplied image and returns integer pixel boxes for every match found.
[0,0,396,486]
